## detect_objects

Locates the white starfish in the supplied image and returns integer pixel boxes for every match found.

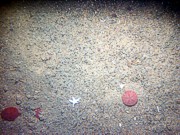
[69,97,80,107]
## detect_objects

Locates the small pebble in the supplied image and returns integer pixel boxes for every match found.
[16,94,22,105]
[119,83,125,89]
[157,106,160,112]
[39,114,45,121]
[3,85,8,92]
[176,99,180,104]
[111,13,118,18]
[26,94,31,99]
[16,100,22,105]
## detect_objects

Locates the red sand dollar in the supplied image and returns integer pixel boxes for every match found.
[122,90,138,107]
[1,107,21,121]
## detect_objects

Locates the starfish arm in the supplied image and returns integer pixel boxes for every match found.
[69,99,73,103]
[75,98,80,102]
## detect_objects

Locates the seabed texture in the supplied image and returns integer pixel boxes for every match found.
[0,0,179,134]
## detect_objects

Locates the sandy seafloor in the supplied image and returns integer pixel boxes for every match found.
[0,0,179,134]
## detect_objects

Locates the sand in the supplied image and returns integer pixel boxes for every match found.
[0,0,179,134]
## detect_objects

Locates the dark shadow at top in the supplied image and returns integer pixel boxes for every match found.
[0,0,179,13]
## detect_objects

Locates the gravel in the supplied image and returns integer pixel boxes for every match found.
[0,0,179,134]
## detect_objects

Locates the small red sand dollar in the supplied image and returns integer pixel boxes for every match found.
[122,90,138,107]
[1,107,21,121]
